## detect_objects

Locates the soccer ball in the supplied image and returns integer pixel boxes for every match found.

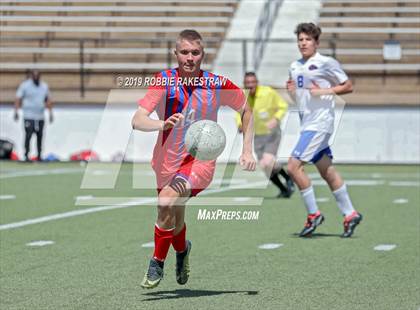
[185,120,226,161]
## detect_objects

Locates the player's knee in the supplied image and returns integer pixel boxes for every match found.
[319,169,329,181]
[287,159,298,177]
[158,189,177,213]
[259,160,268,170]
[260,158,273,171]
[157,202,175,223]
[320,168,336,183]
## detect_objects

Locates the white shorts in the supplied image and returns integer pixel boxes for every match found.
[291,130,333,163]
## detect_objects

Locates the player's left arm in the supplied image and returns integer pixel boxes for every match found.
[238,103,256,171]
[310,58,353,96]
[311,80,353,97]
[221,78,256,171]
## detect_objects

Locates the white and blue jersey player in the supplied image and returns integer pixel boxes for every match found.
[286,23,362,238]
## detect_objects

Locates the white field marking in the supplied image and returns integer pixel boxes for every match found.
[0,180,267,231]
[393,198,409,204]
[220,178,247,185]
[308,173,322,179]
[0,195,16,200]
[75,197,263,206]
[258,243,283,250]
[370,173,383,178]
[141,241,154,248]
[389,181,420,187]
[26,240,54,247]
[312,179,385,186]
[75,195,94,201]
[316,197,329,203]
[0,198,156,231]
[313,179,419,187]
[233,197,251,202]
[374,244,396,251]
[131,170,155,176]
[92,170,113,176]
[311,172,419,180]
[0,168,83,179]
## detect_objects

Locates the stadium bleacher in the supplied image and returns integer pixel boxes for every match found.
[0,0,239,104]
[319,0,420,105]
[0,0,418,105]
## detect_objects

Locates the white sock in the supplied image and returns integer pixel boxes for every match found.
[301,186,319,215]
[333,184,355,216]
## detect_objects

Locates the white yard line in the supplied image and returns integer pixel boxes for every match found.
[26,240,55,247]
[0,181,267,231]
[0,168,84,179]
[0,195,16,200]
[258,243,284,250]
[1,173,418,231]
[374,244,397,251]
[0,198,156,231]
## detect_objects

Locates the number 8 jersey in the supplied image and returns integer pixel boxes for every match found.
[289,52,349,134]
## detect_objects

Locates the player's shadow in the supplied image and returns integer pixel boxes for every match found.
[291,232,343,238]
[142,289,258,301]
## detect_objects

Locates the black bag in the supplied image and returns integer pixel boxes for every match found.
[0,139,14,159]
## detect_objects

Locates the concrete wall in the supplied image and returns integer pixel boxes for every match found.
[1,103,419,164]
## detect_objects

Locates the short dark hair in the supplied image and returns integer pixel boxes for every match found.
[294,23,322,41]
[244,71,257,78]
[176,29,204,49]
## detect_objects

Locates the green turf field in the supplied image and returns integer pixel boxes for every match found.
[0,161,419,310]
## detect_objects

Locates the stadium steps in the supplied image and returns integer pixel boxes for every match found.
[0,0,240,103]
[317,0,420,105]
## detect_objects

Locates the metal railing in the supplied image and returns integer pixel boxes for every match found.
[252,0,283,71]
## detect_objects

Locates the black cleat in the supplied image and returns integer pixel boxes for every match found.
[276,179,295,199]
[286,178,295,196]
[277,190,291,198]
[342,212,363,238]
[299,211,325,237]
[140,258,164,289]
[176,240,191,285]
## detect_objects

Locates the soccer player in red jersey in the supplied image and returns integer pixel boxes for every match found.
[132,29,256,289]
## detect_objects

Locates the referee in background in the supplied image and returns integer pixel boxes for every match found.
[14,70,53,162]
[237,72,294,198]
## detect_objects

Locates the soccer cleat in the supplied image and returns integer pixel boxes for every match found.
[342,211,363,238]
[299,211,325,237]
[140,258,164,289]
[286,178,295,196]
[176,240,192,285]
[277,190,290,198]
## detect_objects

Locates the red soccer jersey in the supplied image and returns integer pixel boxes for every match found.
[138,68,245,191]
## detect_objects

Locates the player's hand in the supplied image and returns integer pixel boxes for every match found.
[266,118,278,130]
[163,113,184,130]
[310,81,331,97]
[13,111,19,121]
[286,79,296,94]
[239,152,256,171]
[238,125,243,133]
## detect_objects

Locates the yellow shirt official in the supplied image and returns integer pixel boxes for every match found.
[236,85,288,135]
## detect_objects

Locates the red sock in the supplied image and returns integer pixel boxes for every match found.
[172,223,187,253]
[153,224,174,262]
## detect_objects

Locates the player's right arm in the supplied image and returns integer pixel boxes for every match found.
[132,107,184,132]
[132,73,184,132]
